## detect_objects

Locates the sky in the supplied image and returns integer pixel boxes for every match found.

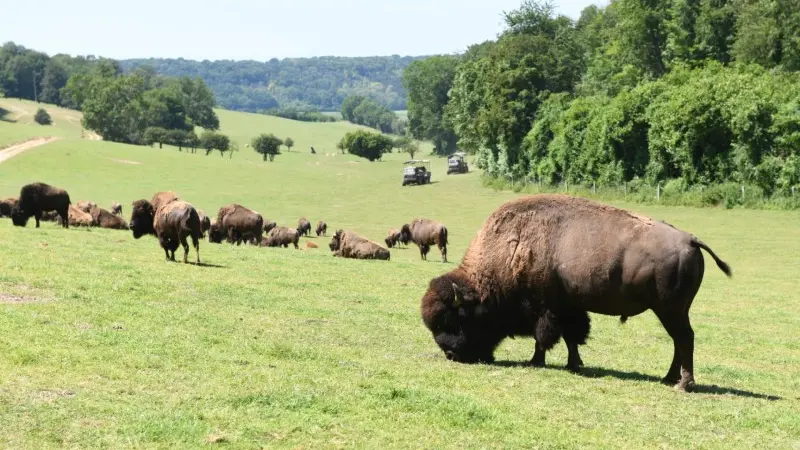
[1,0,604,61]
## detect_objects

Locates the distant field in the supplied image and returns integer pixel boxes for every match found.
[0,103,798,449]
[0,99,86,147]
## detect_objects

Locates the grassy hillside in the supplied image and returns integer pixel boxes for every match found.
[0,104,798,449]
[0,99,87,147]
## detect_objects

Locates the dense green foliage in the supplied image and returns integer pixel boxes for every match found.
[119,56,424,112]
[199,131,230,156]
[33,108,51,125]
[262,102,336,123]
[403,55,460,155]
[251,133,283,161]
[406,0,800,197]
[284,137,294,152]
[338,130,394,161]
[340,95,400,133]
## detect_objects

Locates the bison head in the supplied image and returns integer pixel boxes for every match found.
[129,200,155,239]
[10,206,30,227]
[384,236,395,248]
[329,229,345,252]
[421,272,503,364]
[263,221,277,234]
[208,223,225,244]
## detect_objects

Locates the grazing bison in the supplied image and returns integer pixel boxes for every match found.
[384,228,408,248]
[90,206,128,230]
[197,210,212,238]
[420,194,732,392]
[297,218,312,237]
[263,219,277,234]
[328,229,390,260]
[76,200,97,213]
[11,182,71,228]
[59,204,93,227]
[401,218,448,263]
[261,226,300,249]
[129,192,201,264]
[316,220,328,237]
[111,201,123,216]
[0,197,18,218]
[213,204,264,245]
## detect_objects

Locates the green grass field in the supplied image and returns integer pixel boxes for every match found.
[0,103,799,449]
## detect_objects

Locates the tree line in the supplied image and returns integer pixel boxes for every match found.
[403,0,800,196]
[119,56,424,112]
[340,95,403,134]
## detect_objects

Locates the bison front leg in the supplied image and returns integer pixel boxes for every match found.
[530,343,547,367]
[419,244,429,261]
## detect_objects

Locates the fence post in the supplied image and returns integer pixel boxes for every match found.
[741,185,745,201]
[657,183,661,202]
[592,182,596,194]
[624,182,627,196]
[792,186,796,197]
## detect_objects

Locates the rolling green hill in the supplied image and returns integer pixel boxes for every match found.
[0,101,798,449]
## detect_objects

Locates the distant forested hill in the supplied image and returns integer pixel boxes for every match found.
[119,56,427,112]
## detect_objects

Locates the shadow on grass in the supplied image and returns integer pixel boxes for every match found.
[492,361,782,400]
[0,107,14,123]
[188,261,227,269]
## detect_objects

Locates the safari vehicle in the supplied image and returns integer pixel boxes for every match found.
[402,160,432,186]
[447,152,469,174]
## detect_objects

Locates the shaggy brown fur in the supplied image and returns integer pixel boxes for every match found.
[263,219,277,234]
[76,200,97,213]
[401,218,448,262]
[316,220,328,237]
[213,204,264,245]
[420,194,732,392]
[60,204,93,227]
[197,210,212,238]
[11,182,71,228]
[306,241,319,249]
[260,226,300,249]
[297,217,312,237]
[111,201,123,216]
[329,229,390,260]
[384,228,408,248]
[150,191,180,214]
[90,206,129,230]
[0,197,18,218]
[129,193,201,264]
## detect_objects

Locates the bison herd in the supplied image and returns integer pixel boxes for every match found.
[3,182,734,392]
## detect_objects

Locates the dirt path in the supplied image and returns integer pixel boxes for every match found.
[0,137,61,164]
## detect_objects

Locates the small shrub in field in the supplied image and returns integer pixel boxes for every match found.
[34,108,52,125]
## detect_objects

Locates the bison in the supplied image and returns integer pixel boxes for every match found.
[263,219,277,234]
[59,204,93,227]
[297,217,312,237]
[129,191,201,264]
[111,201,123,216]
[197,210,212,238]
[90,206,128,230]
[76,200,97,213]
[328,229,390,260]
[401,218,448,263]
[420,194,732,392]
[212,204,264,245]
[384,228,408,248]
[0,197,18,218]
[316,220,328,237]
[11,182,71,228]
[261,226,300,249]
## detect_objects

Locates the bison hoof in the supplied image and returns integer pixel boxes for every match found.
[566,363,582,374]
[661,375,680,386]
[675,379,696,393]
[528,358,545,368]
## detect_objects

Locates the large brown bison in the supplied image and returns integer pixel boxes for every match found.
[76,200,97,213]
[210,204,263,245]
[111,201,123,216]
[0,197,18,218]
[59,204,93,227]
[384,228,408,248]
[129,191,201,264]
[263,219,277,234]
[90,206,128,230]
[11,182,71,228]
[297,217,312,237]
[316,220,328,237]
[420,195,732,392]
[261,226,300,249]
[197,210,212,238]
[401,218,448,263]
[329,229,390,260]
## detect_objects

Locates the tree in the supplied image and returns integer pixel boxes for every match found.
[198,131,230,156]
[284,137,294,152]
[178,77,219,130]
[39,59,69,105]
[167,129,190,151]
[338,130,394,161]
[143,86,192,131]
[394,135,420,159]
[251,133,283,161]
[403,55,460,155]
[34,108,51,125]
[144,126,168,148]
[81,75,148,143]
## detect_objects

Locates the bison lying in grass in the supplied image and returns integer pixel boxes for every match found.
[60,204,93,227]
[401,218,448,262]
[329,229,390,260]
[90,206,128,230]
[11,182,71,228]
[420,194,732,392]
[210,204,263,245]
[111,201,123,216]
[129,191,201,264]
[76,200,97,213]
[260,226,300,249]
[0,197,18,218]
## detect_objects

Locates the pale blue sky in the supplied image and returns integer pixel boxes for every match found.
[1,0,603,60]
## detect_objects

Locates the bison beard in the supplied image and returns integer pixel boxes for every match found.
[420,194,732,392]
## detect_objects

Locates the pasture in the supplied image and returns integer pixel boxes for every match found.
[0,105,798,449]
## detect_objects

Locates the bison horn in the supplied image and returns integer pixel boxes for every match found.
[452,283,461,308]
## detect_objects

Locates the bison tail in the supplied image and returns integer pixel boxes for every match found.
[439,226,448,246]
[690,237,732,277]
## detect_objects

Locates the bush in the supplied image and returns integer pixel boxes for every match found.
[251,133,283,161]
[34,108,51,125]
[144,127,168,148]
[338,130,394,161]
